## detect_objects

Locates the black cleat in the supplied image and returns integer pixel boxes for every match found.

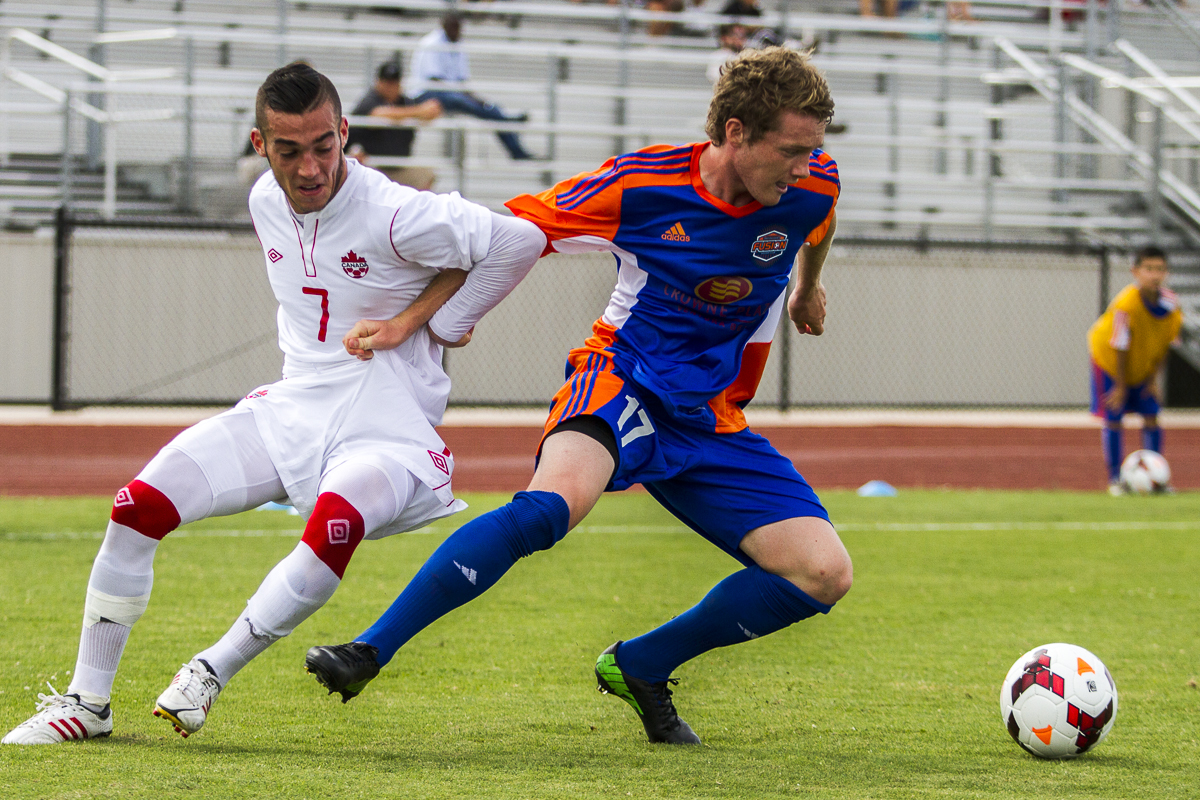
[305,642,381,704]
[594,641,701,745]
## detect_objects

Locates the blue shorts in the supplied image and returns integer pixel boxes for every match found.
[1090,361,1159,423]
[541,348,828,567]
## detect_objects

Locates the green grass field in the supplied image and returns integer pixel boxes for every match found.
[1,490,1198,799]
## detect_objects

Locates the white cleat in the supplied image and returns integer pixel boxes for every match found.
[153,659,221,738]
[2,684,112,744]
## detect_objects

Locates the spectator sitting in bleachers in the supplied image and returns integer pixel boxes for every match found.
[409,14,535,161]
[346,60,443,191]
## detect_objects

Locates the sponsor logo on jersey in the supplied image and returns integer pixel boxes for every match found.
[428,449,450,475]
[661,222,690,242]
[341,249,369,278]
[327,519,351,545]
[244,388,270,400]
[751,230,788,263]
[267,248,283,263]
[695,276,752,304]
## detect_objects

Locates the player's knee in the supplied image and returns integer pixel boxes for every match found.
[109,479,182,541]
[300,492,366,580]
[791,543,853,606]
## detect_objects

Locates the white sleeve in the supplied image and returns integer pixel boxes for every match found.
[389,191,493,272]
[428,213,546,342]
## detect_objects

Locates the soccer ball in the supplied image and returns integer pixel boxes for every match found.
[999,643,1117,759]
[1120,449,1171,494]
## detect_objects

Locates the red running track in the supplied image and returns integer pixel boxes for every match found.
[2,424,1196,496]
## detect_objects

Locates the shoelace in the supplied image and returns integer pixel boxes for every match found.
[340,645,378,669]
[650,678,681,710]
[32,682,72,714]
[175,664,219,702]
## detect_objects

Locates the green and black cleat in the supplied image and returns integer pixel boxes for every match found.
[595,641,701,745]
[305,642,381,704]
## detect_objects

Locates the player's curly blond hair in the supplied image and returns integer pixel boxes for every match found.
[705,47,834,146]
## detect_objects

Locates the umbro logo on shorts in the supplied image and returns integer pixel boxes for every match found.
[268,249,283,263]
[428,449,450,475]
[327,519,351,545]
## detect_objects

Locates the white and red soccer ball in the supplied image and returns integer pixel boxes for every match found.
[999,643,1117,759]
[1120,450,1171,494]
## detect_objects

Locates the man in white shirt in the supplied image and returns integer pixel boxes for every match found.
[2,62,546,745]
[409,14,534,160]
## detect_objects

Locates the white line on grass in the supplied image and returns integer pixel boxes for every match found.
[4,521,1197,542]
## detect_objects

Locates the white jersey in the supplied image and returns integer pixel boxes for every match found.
[241,158,495,527]
[249,156,492,370]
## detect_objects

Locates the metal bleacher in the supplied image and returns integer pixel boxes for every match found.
[2,0,1200,252]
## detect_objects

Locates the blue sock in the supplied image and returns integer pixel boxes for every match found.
[1103,427,1122,482]
[1143,426,1162,454]
[359,490,569,665]
[615,566,833,684]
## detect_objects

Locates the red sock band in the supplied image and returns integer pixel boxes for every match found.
[301,492,366,580]
[110,479,181,541]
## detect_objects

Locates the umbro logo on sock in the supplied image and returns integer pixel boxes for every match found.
[738,622,760,640]
[453,561,477,585]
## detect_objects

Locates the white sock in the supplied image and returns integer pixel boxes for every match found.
[68,621,130,706]
[193,543,339,686]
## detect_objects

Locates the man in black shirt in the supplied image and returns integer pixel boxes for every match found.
[346,61,443,190]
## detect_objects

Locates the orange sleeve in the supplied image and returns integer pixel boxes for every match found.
[803,152,840,247]
[505,158,623,255]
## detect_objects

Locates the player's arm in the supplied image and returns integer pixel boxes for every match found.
[426,213,547,343]
[344,268,470,360]
[788,211,835,336]
[1105,310,1131,411]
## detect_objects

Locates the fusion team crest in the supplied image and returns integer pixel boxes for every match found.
[751,230,788,263]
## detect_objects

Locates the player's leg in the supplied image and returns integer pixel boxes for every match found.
[309,349,635,697]
[1091,363,1125,493]
[183,459,410,714]
[4,409,285,744]
[1143,415,1162,454]
[596,429,850,744]
[346,429,605,666]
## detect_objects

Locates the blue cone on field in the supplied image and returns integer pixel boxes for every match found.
[856,480,897,498]
[256,501,300,515]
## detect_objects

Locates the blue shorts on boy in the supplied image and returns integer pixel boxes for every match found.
[1089,361,1160,424]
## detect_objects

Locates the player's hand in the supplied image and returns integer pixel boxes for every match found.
[788,281,826,336]
[343,317,418,360]
[1104,384,1127,412]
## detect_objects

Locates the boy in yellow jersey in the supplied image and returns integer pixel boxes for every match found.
[1087,246,1182,494]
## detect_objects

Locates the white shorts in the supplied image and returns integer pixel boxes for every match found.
[211,350,465,536]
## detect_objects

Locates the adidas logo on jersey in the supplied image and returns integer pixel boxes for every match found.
[661,223,690,242]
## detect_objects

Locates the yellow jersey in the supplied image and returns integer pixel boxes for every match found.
[1087,284,1182,386]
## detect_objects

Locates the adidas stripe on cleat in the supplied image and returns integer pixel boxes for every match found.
[595,641,701,745]
[305,642,381,703]
[2,684,112,745]
[153,659,222,738]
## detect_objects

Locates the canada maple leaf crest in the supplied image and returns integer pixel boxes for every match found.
[341,249,369,278]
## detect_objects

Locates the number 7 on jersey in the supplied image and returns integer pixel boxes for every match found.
[302,287,329,342]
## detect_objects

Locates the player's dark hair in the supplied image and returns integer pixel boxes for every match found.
[706,46,833,146]
[255,62,342,135]
[1134,245,1167,266]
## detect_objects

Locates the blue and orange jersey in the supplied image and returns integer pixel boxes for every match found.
[506,141,839,432]
[1088,284,1182,386]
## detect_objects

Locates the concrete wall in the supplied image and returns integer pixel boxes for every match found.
[0,233,1104,407]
